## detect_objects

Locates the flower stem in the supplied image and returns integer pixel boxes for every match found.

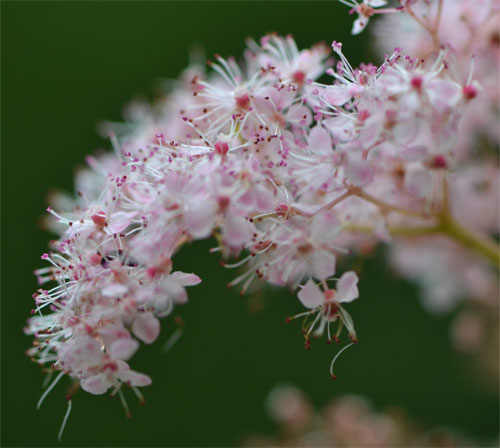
[438,211,500,268]
[345,216,500,269]
[351,187,428,218]
[347,177,500,268]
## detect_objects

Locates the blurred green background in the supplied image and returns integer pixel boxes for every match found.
[1,1,498,447]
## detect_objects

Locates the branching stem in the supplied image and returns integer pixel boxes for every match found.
[344,180,500,268]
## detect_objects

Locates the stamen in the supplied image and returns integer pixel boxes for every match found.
[221,254,252,269]
[57,396,72,442]
[117,387,132,418]
[329,342,355,379]
[37,371,64,409]
[131,386,146,406]
[162,328,183,354]
[306,310,323,337]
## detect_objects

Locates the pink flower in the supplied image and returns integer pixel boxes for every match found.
[338,0,390,35]
[81,360,152,395]
[298,271,359,309]
[292,272,359,344]
[27,21,499,430]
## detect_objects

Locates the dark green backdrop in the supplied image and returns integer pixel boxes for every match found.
[2,2,498,447]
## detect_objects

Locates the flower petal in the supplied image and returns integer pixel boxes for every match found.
[163,278,188,304]
[308,125,332,154]
[116,361,153,387]
[186,199,216,239]
[322,85,351,107]
[81,374,111,395]
[132,312,160,344]
[108,338,139,361]
[120,369,152,387]
[346,158,374,187]
[311,210,341,242]
[106,211,136,235]
[223,214,254,247]
[309,250,336,281]
[405,165,432,198]
[336,271,359,303]
[352,16,368,35]
[170,271,202,286]
[297,279,324,309]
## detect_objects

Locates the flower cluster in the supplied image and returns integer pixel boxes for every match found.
[26,0,499,435]
[245,384,482,447]
[363,0,500,311]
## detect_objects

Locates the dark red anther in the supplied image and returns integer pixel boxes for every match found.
[275,203,288,216]
[235,94,250,110]
[410,76,423,91]
[331,374,337,381]
[103,361,118,372]
[292,70,305,85]
[358,109,370,121]
[284,317,292,324]
[217,195,230,211]
[430,154,447,169]
[214,141,230,156]
[463,84,478,100]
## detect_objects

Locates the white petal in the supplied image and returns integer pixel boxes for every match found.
[108,338,139,361]
[287,104,312,127]
[102,283,128,298]
[337,271,359,303]
[309,250,336,280]
[106,211,135,235]
[297,279,324,309]
[368,0,387,7]
[405,165,432,198]
[81,374,111,395]
[223,214,254,247]
[352,16,368,35]
[119,369,152,387]
[322,85,351,107]
[132,312,160,344]
[426,79,461,112]
[393,120,419,145]
[170,271,202,286]
[346,158,374,187]
[308,125,332,154]
[186,199,216,239]
[311,210,341,242]
[163,278,188,304]
[401,145,429,162]
[324,116,355,143]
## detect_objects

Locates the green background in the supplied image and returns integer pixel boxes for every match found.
[2,1,498,446]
